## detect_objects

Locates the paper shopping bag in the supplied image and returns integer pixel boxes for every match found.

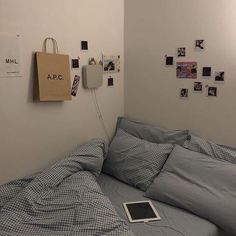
[35,37,71,101]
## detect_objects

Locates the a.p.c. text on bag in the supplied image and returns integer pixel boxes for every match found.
[35,37,72,101]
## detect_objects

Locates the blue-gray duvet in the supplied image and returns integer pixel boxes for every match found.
[0,139,134,236]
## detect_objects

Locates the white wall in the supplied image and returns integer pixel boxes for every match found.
[125,0,236,147]
[0,0,124,184]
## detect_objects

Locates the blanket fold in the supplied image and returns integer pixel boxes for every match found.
[0,139,134,236]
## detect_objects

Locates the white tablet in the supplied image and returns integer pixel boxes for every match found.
[123,200,161,223]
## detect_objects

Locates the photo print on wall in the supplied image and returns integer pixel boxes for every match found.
[103,55,120,73]
[71,75,80,97]
[176,62,197,79]
[193,82,203,92]
[81,41,88,51]
[108,77,114,86]
[71,58,80,69]
[177,47,186,57]
[202,67,211,77]
[207,86,217,97]
[165,56,174,65]
[180,88,189,99]
[195,40,205,50]
[214,71,225,83]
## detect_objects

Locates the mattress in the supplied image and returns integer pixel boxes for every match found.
[98,173,228,236]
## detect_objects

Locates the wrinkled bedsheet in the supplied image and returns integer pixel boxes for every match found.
[98,173,231,236]
[0,139,134,236]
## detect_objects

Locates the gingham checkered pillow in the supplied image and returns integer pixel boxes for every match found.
[184,134,236,164]
[103,129,174,191]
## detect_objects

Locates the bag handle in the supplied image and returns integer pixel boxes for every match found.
[42,37,58,54]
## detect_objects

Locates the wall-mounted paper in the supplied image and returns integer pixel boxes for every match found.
[103,55,120,73]
[0,33,21,78]
[176,61,197,79]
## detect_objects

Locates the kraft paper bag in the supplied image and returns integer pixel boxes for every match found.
[35,37,71,101]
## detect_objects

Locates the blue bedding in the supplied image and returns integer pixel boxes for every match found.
[0,139,134,236]
[0,137,233,236]
[98,173,231,236]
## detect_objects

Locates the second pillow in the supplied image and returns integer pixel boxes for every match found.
[102,128,174,191]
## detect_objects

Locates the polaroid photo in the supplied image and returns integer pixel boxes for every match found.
[177,47,186,57]
[81,41,88,51]
[202,67,211,77]
[165,56,174,65]
[180,88,189,99]
[207,86,217,97]
[214,71,225,83]
[103,55,120,73]
[195,40,205,50]
[71,59,79,69]
[193,81,203,92]
[108,77,114,86]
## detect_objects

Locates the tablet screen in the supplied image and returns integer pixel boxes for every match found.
[123,200,161,223]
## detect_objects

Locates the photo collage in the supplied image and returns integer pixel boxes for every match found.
[165,40,225,99]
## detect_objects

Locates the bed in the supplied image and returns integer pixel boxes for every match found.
[0,139,134,236]
[100,117,236,236]
[0,117,235,236]
[98,173,227,236]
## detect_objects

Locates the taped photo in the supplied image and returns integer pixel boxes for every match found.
[193,82,203,92]
[195,40,205,50]
[214,71,225,83]
[103,55,120,73]
[176,62,197,79]
[71,75,80,96]
[180,88,189,99]
[208,87,217,97]
[177,47,186,57]
[202,67,211,77]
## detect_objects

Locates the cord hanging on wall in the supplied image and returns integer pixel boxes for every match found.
[81,63,110,141]
[90,89,110,141]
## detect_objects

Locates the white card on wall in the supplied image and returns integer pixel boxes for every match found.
[103,55,120,73]
[0,33,21,78]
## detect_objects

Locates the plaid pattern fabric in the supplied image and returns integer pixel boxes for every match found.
[0,173,37,211]
[184,135,236,164]
[0,139,134,236]
[103,129,174,191]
